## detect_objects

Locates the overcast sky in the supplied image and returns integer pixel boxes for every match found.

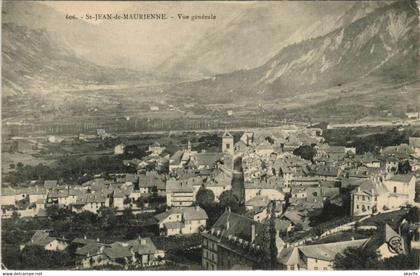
[39,1,375,72]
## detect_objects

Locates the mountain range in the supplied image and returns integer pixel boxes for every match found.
[2,0,419,109]
[168,1,419,103]
[158,1,388,79]
[1,1,173,97]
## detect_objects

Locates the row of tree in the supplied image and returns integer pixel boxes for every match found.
[334,246,419,270]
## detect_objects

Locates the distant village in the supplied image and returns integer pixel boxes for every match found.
[2,124,420,270]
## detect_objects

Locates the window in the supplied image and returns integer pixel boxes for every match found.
[393,186,397,193]
[323,267,327,270]
[357,205,359,209]
[314,267,318,270]
[226,144,230,149]
[362,196,365,201]
[315,260,318,263]
[367,206,370,210]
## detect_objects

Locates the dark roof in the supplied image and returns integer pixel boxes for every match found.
[193,152,222,168]
[103,238,157,259]
[203,211,267,263]
[29,230,59,247]
[75,242,103,256]
[138,172,165,188]
[211,210,264,243]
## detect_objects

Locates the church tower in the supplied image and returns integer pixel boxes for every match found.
[222,130,234,155]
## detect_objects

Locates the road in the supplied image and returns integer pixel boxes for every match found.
[327,119,420,129]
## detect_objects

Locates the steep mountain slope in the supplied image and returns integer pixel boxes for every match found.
[1,22,152,97]
[169,1,419,103]
[1,2,172,97]
[2,1,122,69]
[159,1,387,79]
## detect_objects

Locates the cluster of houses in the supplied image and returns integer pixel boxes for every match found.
[1,175,141,219]
[3,125,420,270]
[202,207,419,270]
[22,230,164,269]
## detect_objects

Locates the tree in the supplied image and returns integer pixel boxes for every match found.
[398,160,412,174]
[122,208,134,223]
[293,145,317,162]
[98,207,117,230]
[19,245,50,269]
[268,201,278,269]
[406,206,419,223]
[333,246,383,270]
[382,251,419,270]
[196,187,215,208]
[219,191,241,213]
[46,205,61,221]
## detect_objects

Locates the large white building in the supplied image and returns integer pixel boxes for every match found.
[351,174,416,216]
[154,206,208,236]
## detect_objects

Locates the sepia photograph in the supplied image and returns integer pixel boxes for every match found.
[1,0,419,272]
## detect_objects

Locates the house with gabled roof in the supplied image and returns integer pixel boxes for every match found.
[154,206,208,236]
[205,170,232,201]
[191,152,223,170]
[278,238,368,270]
[25,230,68,252]
[44,180,58,190]
[1,187,19,205]
[351,174,416,216]
[244,176,285,202]
[137,171,166,195]
[73,236,161,268]
[166,176,203,207]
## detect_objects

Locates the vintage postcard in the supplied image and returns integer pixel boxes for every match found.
[1,0,419,272]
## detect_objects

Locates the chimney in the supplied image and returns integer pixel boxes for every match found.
[251,224,256,243]
[97,238,100,242]
[84,235,87,240]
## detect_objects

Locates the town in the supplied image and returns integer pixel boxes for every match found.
[2,123,419,270]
